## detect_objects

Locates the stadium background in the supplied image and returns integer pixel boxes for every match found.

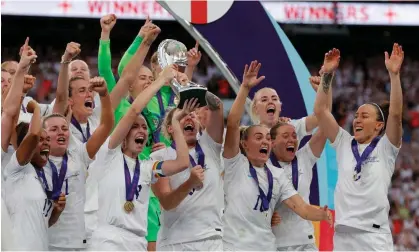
[1,1,419,250]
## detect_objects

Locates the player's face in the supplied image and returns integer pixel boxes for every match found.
[353,104,384,144]
[242,126,271,164]
[69,60,90,80]
[179,112,199,145]
[272,124,298,162]
[44,117,70,155]
[253,88,281,126]
[196,106,209,130]
[1,71,12,95]
[3,61,18,76]
[124,116,149,155]
[32,130,51,167]
[131,66,153,98]
[69,79,94,117]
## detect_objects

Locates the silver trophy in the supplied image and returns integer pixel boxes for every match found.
[157,39,207,109]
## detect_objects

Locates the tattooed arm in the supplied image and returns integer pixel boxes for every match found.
[313,49,340,143]
[205,92,224,144]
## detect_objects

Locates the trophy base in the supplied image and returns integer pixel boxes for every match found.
[178,87,207,109]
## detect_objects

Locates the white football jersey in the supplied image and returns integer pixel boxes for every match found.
[4,152,53,250]
[331,127,400,233]
[89,138,164,242]
[290,117,310,142]
[1,145,15,184]
[268,144,318,247]
[69,107,101,144]
[222,153,297,251]
[43,136,93,248]
[18,96,53,124]
[150,131,224,246]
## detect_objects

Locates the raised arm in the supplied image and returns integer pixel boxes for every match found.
[52,42,81,115]
[160,102,200,176]
[283,194,333,226]
[85,77,114,159]
[109,66,176,149]
[384,43,404,147]
[117,17,152,76]
[223,61,265,159]
[313,49,340,143]
[204,92,224,144]
[16,102,41,165]
[98,14,117,92]
[185,41,201,80]
[110,22,160,111]
[2,38,37,152]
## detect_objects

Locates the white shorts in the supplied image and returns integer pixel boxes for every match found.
[334,229,393,251]
[158,236,223,251]
[88,224,147,251]
[277,243,318,251]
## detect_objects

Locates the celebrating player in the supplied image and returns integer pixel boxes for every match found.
[88,65,191,251]
[151,91,224,251]
[313,45,404,250]
[42,76,114,250]
[222,61,333,251]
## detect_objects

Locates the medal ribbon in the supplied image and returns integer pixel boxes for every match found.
[123,156,141,202]
[270,153,299,190]
[351,137,381,181]
[48,153,68,200]
[21,104,27,113]
[249,162,273,212]
[70,116,91,143]
[34,167,52,199]
[171,142,205,168]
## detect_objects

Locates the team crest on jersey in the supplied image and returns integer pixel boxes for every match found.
[152,118,159,128]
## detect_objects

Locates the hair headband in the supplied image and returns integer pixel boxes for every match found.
[370,102,385,123]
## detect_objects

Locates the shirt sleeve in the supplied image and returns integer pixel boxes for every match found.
[330,127,352,150]
[200,130,222,165]
[290,117,309,140]
[98,39,117,93]
[117,36,144,77]
[150,160,166,184]
[277,172,298,202]
[71,139,95,170]
[379,134,401,173]
[223,152,246,184]
[89,137,119,181]
[297,144,318,174]
[149,148,170,162]
[3,152,26,181]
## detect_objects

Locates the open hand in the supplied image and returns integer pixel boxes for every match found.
[89,76,108,97]
[53,193,66,213]
[385,43,404,75]
[151,142,166,153]
[321,48,340,74]
[100,14,117,33]
[242,60,265,89]
[187,41,202,67]
[173,98,199,122]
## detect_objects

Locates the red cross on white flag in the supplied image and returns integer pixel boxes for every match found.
[164,0,234,24]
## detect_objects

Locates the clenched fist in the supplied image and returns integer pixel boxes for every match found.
[26,100,39,114]
[188,165,205,189]
[89,76,108,97]
[62,42,81,62]
[309,76,321,92]
[23,74,36,93]
[100,14,117,33]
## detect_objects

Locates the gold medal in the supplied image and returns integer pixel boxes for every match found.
[124,201,134,213]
